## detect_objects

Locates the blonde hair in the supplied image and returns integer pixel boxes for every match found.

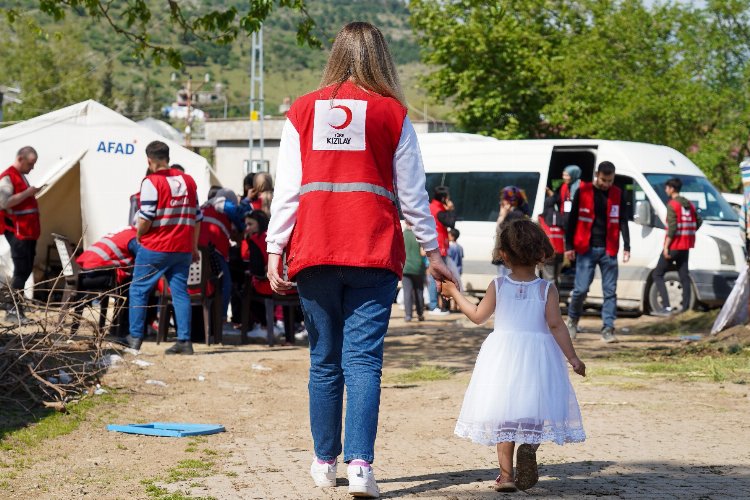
[320,22,405,105]
[253,172,273,193]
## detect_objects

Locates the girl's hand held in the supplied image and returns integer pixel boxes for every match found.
[570,357,586,377]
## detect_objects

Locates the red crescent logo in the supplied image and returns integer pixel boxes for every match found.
[329,105,353,130]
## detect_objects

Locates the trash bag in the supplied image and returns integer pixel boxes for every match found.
[711,263,749,335]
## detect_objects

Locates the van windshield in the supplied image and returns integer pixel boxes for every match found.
[645,174,738,222]
[425,172,540,222]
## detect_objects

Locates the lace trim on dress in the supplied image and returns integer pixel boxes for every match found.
[454,421,586,446]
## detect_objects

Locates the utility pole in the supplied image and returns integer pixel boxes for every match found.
[248,25,265,173]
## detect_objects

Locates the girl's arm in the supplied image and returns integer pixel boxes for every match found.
[545,285,586,376]
[442,280,496,325]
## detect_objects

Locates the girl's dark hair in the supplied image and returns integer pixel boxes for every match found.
[492,219,554,267]
[245,210,269,233]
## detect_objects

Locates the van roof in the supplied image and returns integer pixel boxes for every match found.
[416,134,705,177]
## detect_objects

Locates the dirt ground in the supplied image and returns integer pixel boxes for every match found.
[1,309,750,499]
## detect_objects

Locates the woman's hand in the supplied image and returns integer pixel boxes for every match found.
[425,249,457,293]
[267,253,294,293]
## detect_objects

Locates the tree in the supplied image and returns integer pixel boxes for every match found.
[411,0,750,190]
[2,0,320,68]
[0,18,100,121]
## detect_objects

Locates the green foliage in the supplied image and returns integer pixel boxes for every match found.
[0,16,100,121]
[389,365,455,383]
[411,0,750,190]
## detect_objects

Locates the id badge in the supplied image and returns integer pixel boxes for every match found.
[563,200,572,213]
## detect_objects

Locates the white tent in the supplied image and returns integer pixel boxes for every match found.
[0,100,218,286]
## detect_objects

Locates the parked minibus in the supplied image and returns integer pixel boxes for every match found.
[417,134,743,314]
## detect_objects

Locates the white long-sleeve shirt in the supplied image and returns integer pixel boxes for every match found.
[267,116,438,255]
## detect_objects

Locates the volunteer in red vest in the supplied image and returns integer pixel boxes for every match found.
[0,146,42,325]
[427,185,454,315]
[265,22,456,498]
[200,188,243,328]
[124,141,202,355]
[564,161,630,343]
[74,226,140,336]
[539,187,565,284]
[652,177,701,315]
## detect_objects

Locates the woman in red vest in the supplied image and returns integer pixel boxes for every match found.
[652,177,701,315]
[266,22,455,498]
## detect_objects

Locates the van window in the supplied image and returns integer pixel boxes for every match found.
[425,172,540,222]
[645,174,738,222]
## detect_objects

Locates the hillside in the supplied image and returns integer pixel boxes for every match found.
[0,0,450,124]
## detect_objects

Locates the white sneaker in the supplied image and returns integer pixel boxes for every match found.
[427,307,449,316]
[310,459,337,487]
[347,463,379,498]
[294,329,308,341]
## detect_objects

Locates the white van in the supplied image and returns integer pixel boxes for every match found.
[417,134,743,313]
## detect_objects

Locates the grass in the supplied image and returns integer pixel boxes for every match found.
[142,479,216,500]
[590,352,750,383]
[166,459,215,483]
[631,310,719,336]
[388,365,455,384]
[0,393,126,453]
[144,448,220,499]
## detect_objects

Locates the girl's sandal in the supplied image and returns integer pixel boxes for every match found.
[514,444,539,491]
[494,474,517,492]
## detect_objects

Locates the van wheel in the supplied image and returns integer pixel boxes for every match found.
[647,271,695,315]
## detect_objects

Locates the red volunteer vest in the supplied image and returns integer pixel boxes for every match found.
[573,182,622,257]
[139,168,198,253]
[198,204,231,259]
[668,199,697,250]
[76,227,137,270]
[538,215,565,254]
[284,81,408,279]
[0,166,40,240]
[430,199,450,257]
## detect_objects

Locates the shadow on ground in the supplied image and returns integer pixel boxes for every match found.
[380,460,750,498]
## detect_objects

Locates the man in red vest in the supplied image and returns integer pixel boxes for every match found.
[564,161,630,343]
[0,146,42,325]
[124,141,202,354]
[652,177,701,315]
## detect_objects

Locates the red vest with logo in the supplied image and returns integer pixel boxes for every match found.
[668,199,697,250]
[430,199,450,257]
[198,204,231,259]
[573,182,622,257]
[538,215,565,254]
[0,166,40,240]
[140,168,198,253]
[76,227,137,270]
[284,81,408,279]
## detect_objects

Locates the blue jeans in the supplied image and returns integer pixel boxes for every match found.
[129,247,192,341]
[296,265,398,464]
[217,253,231,319]
[568,247,618,328]
[426,273,438,310]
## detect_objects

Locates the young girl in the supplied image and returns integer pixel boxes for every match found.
[442,218,586,492]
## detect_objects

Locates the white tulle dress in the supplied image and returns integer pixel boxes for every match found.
[454,276,586,446]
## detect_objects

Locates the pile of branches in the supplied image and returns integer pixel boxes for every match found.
[0,280,127,412]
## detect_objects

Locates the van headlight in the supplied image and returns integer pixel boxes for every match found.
[710,236,735,266]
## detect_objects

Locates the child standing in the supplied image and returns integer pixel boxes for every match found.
[448,228,464,276]
[442,219,586,492]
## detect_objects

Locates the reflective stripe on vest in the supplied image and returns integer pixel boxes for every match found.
[152,206,197,227]
[202,216,230,239]
[87,245,132,266]
[300,182,396,203]
[100,237,129,262]
[9,208,40,215]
